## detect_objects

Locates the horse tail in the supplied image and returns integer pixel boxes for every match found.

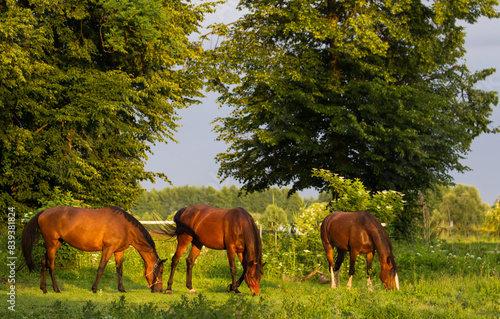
[21,211,44,271]
[160,207,200,244]
[173,207,201,243]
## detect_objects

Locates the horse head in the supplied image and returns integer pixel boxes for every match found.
[244,261,265,296]
[380,255,399,290]
[144,258,167,293]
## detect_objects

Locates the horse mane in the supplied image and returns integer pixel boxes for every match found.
[361,210,397,269]
[109,206,156,251]
[237,207,262,263]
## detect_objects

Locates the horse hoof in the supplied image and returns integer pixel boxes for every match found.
[164,290,173,294]
[189,289,197,294]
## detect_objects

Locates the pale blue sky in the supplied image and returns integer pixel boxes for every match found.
[142,2,500,205]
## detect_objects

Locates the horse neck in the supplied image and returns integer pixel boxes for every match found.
[371,230,393,266]
[136,248,158,269]
[130,228,158,266]
[243,222,261,263]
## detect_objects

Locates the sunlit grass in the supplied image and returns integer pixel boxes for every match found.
[2,237,500,318]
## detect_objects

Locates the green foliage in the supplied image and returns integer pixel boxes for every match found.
[312,169,405,225]
[37,186,90,211]
[205,0,499,204]
[262,204,288,230]
[294,202,329,236]
[425,184,491,237]
[0,0,216,218]
[484,197,500,235]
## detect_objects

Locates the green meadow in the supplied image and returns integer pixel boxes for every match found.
[2,235,500,318]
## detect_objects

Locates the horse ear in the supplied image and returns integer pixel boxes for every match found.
[261,262,266,268]
[161,258,168,264]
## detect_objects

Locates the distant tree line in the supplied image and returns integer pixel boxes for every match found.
[131,185,325,223]
[133,183,499,239]
[423,184,497,238]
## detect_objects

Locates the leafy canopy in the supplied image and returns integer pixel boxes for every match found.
[0,0,215,215]
[204,0,499,199]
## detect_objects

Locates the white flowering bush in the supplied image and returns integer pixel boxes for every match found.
[312,168,405,225]
[294,202,329,235]
[368,190,406,224]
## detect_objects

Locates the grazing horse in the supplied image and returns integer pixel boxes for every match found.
[161,205,265,296]
[22,206,166,293]
[320,210,399,290]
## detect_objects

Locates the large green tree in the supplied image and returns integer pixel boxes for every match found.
[0,0,214,216]
[205,0,499,198]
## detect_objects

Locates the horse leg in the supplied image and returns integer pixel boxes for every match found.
[226,248,240,294]
[323,242,335,289]
[92,247,114,293]
[165,234,191,294]
[114,251,125,292]
[347,251,359,289]
[45,240,62,293]
[235,252,245,288]
[40,253,48,293]
[321,234,336,289]
[334,249,346,288]
[186,245,201,294]
[366,252,374,290]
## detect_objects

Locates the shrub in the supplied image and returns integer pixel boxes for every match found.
[312,168,405,225]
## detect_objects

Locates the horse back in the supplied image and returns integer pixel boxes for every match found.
[178,205,257,252]
[321,211,381,253]
[37,206,133,251]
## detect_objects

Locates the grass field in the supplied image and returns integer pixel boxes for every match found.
[2,235,500,318]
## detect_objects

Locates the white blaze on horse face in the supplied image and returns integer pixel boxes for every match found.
[395,273,400,290]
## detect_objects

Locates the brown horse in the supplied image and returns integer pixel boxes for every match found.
[22,206,166,293]
[320,210,399,290]
[161,205,265,296]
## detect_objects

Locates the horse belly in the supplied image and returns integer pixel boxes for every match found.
[59,232,106,252]
[194,223,226,250]
[326,225,350,251]
[39,210,120,252]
